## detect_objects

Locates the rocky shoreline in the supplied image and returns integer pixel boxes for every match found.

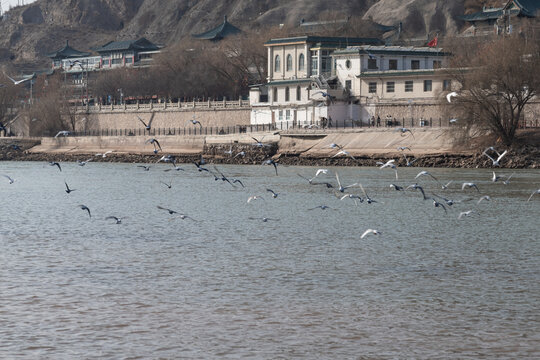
[1,139,539,169]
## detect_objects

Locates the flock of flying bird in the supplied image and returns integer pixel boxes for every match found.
[1,113,539,236]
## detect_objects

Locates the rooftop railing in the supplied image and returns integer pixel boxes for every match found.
[72,98,251,113]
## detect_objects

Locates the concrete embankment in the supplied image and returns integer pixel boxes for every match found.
[2,128,539,168]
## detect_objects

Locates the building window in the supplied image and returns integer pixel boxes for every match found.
[368,82,377,93]
[273,87,278,102]
[411,60,420,70]
[296,86,301,101]
[286,110,291,121]
[424,80,432,92]
[368,58,377,70]
[125,57,133,64]
[405,80,413,92]
[433,60,442,69]
[112,58,122,65]
[321,50,331,74]
[286,54,292,71]
[388,59,398,70]
[386,81,395,93]
[274,55,281,72]
[103,59,111,66]
[285,87,290,101]
[310,50,318,75]
[278,110,283,121]
[299,53,305,71]
[443,79,451,91]
[345,80,352,90]
[345,59,352,69]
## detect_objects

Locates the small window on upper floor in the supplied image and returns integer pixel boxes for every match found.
[273,87,278,102]
[298,53,305,71]
[345,80,352,90]
[405,80,414,92]
[368,58,377,70]
[286,54,293,72]
[443,79,451,91]
[389,59,398,70]
[345,59,352,69]
[433,60,442,69]
[274,55,281,72]
[424,80,432,92]
[296,86,301,101]
[285,87,290,102]
[411,60,420,70]
[369,82,377,93]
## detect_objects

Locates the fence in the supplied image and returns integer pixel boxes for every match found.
[72,98,251,113]
[66,117,540,138]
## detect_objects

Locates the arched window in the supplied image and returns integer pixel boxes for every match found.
[273,87,278,102]
[285,87,290,102]
[296,86,301,101]
[274,55,281,72]
[298,53,305,71]
[286,54,293,71]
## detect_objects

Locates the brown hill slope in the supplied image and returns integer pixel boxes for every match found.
[0,0,476,71]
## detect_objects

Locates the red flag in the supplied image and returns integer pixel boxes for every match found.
[427,36,438,47]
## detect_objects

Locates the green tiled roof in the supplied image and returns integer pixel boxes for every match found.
[460,0,538,22]
[47,41,90,59]
[265,79,313,86]
[334,45,449,57]
[511,0,540,17]
[192,16,241,40]
[358,70,440,78]
[94,38,159,53]
[265,36,383,47]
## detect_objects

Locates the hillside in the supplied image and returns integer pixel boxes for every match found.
[0,0,487,72]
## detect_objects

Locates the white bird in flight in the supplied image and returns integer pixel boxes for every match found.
[247,195,265,203]
[54,131,71,138]
[360,229,381,239]
[458,210,473,220]
[483,147,508,167]
[446,91,458,103]
[332,149,356,160]
[4,72,34,85]
[1,174,14,184]
[462,182,480,192]
[335,172,358,193]
[527,189,540,202]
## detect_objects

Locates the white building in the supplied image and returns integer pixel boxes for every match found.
[249,36,383,128]
[333,45,450,123]
[250,37,452,127]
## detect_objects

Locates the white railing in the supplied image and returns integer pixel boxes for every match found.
[72,99,251,112]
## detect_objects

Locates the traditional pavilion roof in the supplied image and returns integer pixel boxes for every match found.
[93,38,159,53]
[507,0,540,17]
[459,8,506,22]
[192,16,241,40]
[46,41,90,59]
[460,0,538,22]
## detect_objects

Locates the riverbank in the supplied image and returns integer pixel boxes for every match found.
[1,129,539,169]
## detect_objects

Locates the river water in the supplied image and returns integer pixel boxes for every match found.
[1,161,539,358]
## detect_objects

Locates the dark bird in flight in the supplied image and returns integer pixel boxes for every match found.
[78,204,91,218]
[137,113,155,131]
[157,205,177,215]
[49,162,62,172]
[64,181,76,194]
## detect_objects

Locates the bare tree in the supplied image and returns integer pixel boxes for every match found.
[446,34,540,146]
